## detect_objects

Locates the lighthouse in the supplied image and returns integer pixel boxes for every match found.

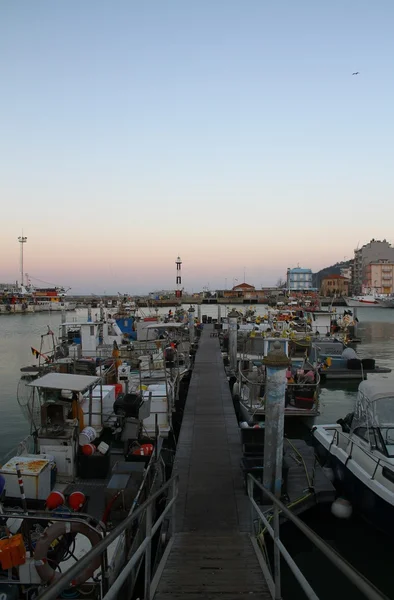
[175,256,182,298]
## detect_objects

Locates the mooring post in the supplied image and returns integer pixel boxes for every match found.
[217,304,222,323]
[188,306,195,344]
[197,304,202,323]
[262,340,289,600]
[228,309,239,372]
[262,340,289,495]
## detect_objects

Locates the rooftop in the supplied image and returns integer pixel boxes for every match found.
[28,373,100,392]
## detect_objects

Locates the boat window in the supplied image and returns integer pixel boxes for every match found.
[353,427,386,454]
[379,427,394,457]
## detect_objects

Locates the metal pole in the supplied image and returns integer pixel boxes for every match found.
[228,309,239,372]
[144,503,152,600]
[262,341,289,600]
[188,306,195,344]
[15,463,32,552]
[217,304,221,322]
[61,309,67,342]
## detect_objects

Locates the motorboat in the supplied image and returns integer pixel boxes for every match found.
[312,380,394,535]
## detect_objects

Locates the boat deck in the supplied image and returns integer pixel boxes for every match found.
[154,326,270,599]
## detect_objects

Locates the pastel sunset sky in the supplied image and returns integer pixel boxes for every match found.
[1,1,393,294]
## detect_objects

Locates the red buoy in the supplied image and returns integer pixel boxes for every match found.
[82,444,96,456]
[46,491,65,510]
[68,491,86,511]
[132,443,154,456]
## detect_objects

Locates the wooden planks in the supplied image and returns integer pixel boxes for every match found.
[154,327,270,599]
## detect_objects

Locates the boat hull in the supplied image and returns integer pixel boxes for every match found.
[314,440,394,536]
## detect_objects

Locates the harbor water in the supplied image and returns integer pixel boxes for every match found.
[0,305,394,597]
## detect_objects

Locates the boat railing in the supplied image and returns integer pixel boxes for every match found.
[247,474,388,600]
[37,473,179,600]
[0,434,36,466]
[238,368,320,412]
[329,427,391,479]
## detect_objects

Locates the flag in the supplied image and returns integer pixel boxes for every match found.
[31,347,40,358]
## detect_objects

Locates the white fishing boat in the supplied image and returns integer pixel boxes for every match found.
[313,380,394,536]
[345,293,394,308]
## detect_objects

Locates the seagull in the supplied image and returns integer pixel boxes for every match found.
[352,72,360,75]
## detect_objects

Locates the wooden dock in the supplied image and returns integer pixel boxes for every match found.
[154,326,270,599]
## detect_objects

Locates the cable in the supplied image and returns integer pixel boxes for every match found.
[285,437,313,489]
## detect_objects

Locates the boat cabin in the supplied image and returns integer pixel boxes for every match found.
[350,381,394,457]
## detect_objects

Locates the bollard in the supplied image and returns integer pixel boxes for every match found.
[262,341,289,497]
[188,306,195,344]
[197,304,202,323]
[228,309,239,372]
[217,304,222,323]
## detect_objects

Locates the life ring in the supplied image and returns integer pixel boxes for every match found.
[34,521,102,585]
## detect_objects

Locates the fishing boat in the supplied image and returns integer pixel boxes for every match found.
[312,380,394,536]
[0,316,194,599]
[345,293,394,308]
[230,337,320,434]
[308,339,391,381]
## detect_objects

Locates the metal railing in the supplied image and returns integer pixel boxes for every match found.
[237,367,320,415]
[247,474,388,600]
[37,474,179,600]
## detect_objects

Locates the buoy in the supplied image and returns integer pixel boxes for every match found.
[46,491,65,510]
[68,491,86,511]
[132,444,154,456]
[331,497,353,519]
[82,443,96,456]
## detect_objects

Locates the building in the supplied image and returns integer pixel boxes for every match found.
[352,239,394,294]
[340,266,352,280]
[286,267,314,291]
[223,282,257,300]
[364,261,394,295]
[320,275,349,297]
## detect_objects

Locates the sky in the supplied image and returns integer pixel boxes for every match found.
[1,1,394,294]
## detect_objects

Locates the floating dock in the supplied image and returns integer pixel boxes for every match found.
[154,325,271,598]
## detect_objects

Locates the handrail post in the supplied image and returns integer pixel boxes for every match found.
[144,503,153,600]
[273,503,281,600]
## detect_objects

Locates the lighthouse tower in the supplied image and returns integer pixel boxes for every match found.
[175,256,182,298]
